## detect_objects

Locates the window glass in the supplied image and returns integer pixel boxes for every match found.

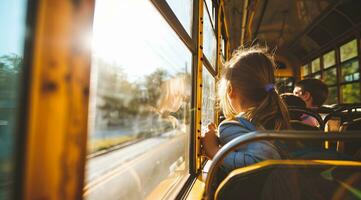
[203,1,217,68]
[341,83,360,103]
[341,59,359,83]
[276,77,295,93]
[204,0,215,25]
[312,73,321,79]
[201,67,216,134]
[311,58,320,73]
[87,1,192,199]
[323,50,335,69]
[0,0,27,198]
[325,86,338,105]
[323,67,337,86]
[340,39,357,62]
[301,64,309,76]
[166,0,193,35]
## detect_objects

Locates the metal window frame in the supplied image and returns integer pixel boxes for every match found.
[14,0,39,199]
[22,1,95,200]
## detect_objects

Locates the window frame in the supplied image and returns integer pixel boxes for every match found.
[299,35,361,104]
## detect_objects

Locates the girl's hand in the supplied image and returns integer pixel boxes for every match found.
[201,123,220,159]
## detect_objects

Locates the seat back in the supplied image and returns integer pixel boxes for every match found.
[215,160,361,200]
[338,118,361,157]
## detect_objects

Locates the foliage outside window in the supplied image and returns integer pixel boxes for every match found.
[340,39,357,62]
[311,58,320,73]
[341,83,360,103]
[165,0,193,35]
[341,59,359,83]
[323,50,335,69]
[323,67,337,86]
[0,0,27,198]
[325,86,338,105]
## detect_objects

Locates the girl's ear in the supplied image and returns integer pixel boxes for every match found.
[227,84,235,98]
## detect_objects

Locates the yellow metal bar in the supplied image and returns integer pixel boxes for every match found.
[246,0,258,42]
[195,0,204,172]
[23,1,95,199]
[214,1,223,126]
[185,178,205,200]
[240,0,249,46]
[219,0,231,58]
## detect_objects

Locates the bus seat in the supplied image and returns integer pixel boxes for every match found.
[338,118,361,158]
[215,160,361,200]
[288,120,323,152]
[288,107,325,130]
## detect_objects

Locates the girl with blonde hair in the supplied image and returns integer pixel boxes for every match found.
[202,47,290,172]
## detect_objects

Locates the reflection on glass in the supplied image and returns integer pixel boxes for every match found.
[201,66,216,134]
[301,64,309,76]
[87,0,192,199]
[341,83,360,103]
[0,0,27,198]
[311,58,320,73]
[323,50,335,69]
[340,39,357,62]
[323,67,337,86]
[166,0,193,34]
[203,1,217,68]
[341,59,359,83]
[325,86,338,105]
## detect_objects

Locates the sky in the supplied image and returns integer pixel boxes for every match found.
[0,0,27,57]
[91,0,193,81]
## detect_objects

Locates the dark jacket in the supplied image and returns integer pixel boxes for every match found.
[218,116,282,172]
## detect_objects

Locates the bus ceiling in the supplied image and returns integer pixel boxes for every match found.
[222,0,361,65]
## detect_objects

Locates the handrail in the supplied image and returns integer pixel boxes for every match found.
[288,107,325,130]
[324,104,361,124]
[204,131,361,200]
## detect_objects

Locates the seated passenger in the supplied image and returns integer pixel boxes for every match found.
[201,47,290,173]
[293,79,328,127]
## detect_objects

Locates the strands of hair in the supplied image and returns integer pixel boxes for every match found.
[218,46,290,130]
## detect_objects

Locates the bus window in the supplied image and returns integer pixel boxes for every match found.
[323,50,336,69]
[311,57,320,73]
[85,0,192,199]
[341,59,359,83]
[165,0,193,35]
[340,39,358,62]
[301,64,310,78]
[323,67,337,85]
[325,86,338,105]
[0,0,28,198]
[203,0,217,68]
[341,83,360,103]
[312,72,321,79]
[201,66,216,134]
[205,0,215,26]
